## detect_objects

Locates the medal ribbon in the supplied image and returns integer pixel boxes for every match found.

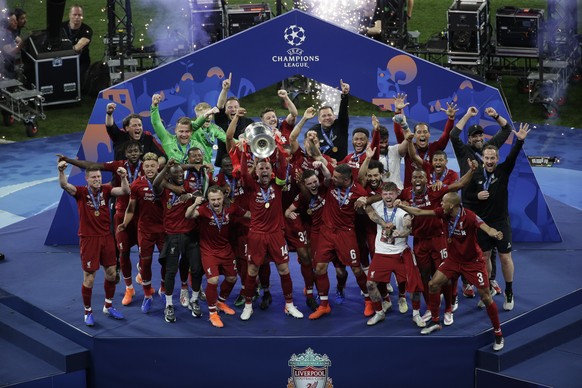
[448,209,462,241]
[483,168,493,191]
[177,138,191,164]
[260,185,272,206]
[351,149,366,163]
[209,205,225,231]
[383,204,397,223]
[410,187,426,207]
[169,192,179,207]
[126,160,141,183]
[308,195,318,212]
[87,187,101,211]
[146,178,158,199]
[224,175,236,198]
[320,127,336,152]
[336,183,352,207]
[432,168,448,183]
[204,130,214,145]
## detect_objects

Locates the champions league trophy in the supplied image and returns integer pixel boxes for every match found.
[245,122,276,158]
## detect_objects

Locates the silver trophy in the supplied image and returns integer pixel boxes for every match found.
[244,122,276,158]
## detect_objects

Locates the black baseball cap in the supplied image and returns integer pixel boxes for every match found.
[468,124,484,136]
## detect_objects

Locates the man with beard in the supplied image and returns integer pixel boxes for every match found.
[358,147,393,293]
[395,193,505,352]
[370,115,408,189]
[341,127,371,178]
[153,159,201,323]
[259,89,299,145]
[225,107,272,308]
[288,108,338,309]
[151,94,204,164]
[214,73,254,167]
[392,94,457,188]
[309,164,371,320]
[399,159,478,327]
[451,106,512,298]
[238,145,304,321]
[465,123,531,312]
[58,140,144,306]
[58,161,129,326]
[117,152,166,313]
[186,186,250,327]
[106,100,166,163]
[214,155,253,306]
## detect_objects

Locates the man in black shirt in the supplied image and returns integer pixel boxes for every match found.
[62,5,92,86]
[309,80,351,162]
[105,102,166,163]
[464,122,530,312]
[214,73,254,167]
[450,106,512,298]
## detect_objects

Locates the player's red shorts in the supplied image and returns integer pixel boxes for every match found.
[114,213,138,252]
[314,225,360,267]
[412,236,447,270]
[80,235,117,272]
[285,216,308,250]
[201,251,237,279]
[231,223,249,259]
[247,230,289,266]
[437,258,490,290]
[368,250,408,284]
[138,230,165,258]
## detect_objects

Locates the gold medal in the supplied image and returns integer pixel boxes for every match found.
[167,203,172,209]
[307,209,313,215]
[94,210,100,216]
[332,146,338,153]
[264,202,270,209]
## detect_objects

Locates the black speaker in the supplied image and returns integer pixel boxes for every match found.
[496,7,543,49]
[447,1,489,55]
[227,4,271,36]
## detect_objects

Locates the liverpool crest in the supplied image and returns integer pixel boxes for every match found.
[287,348,333,388]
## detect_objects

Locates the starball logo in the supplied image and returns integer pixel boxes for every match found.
[272,25,320,68]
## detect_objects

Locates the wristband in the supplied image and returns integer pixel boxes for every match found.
[493,114,499,120]
[106,112,113,116]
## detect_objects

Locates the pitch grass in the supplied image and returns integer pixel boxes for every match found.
[2,0,580,142]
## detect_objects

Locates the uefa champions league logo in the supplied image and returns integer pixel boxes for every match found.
[284,25,306,47]
[273,25,319,68]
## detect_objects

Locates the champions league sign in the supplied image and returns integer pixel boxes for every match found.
[47,10,561,245]
[272,25,320,68]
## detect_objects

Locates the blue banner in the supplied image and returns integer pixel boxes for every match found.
[46,10,560,245]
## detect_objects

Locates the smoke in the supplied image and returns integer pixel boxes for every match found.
[294,0,377,110]
[133,0,193,54]
[298,0,376,33]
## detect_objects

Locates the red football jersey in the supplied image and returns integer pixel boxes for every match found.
[400,186,447,238]
[434,206,484,263]
[197,203,247,257]
[160,186,196,234]
[129,176,163,234]
[74,185,114,237]
[321,180,368,230]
